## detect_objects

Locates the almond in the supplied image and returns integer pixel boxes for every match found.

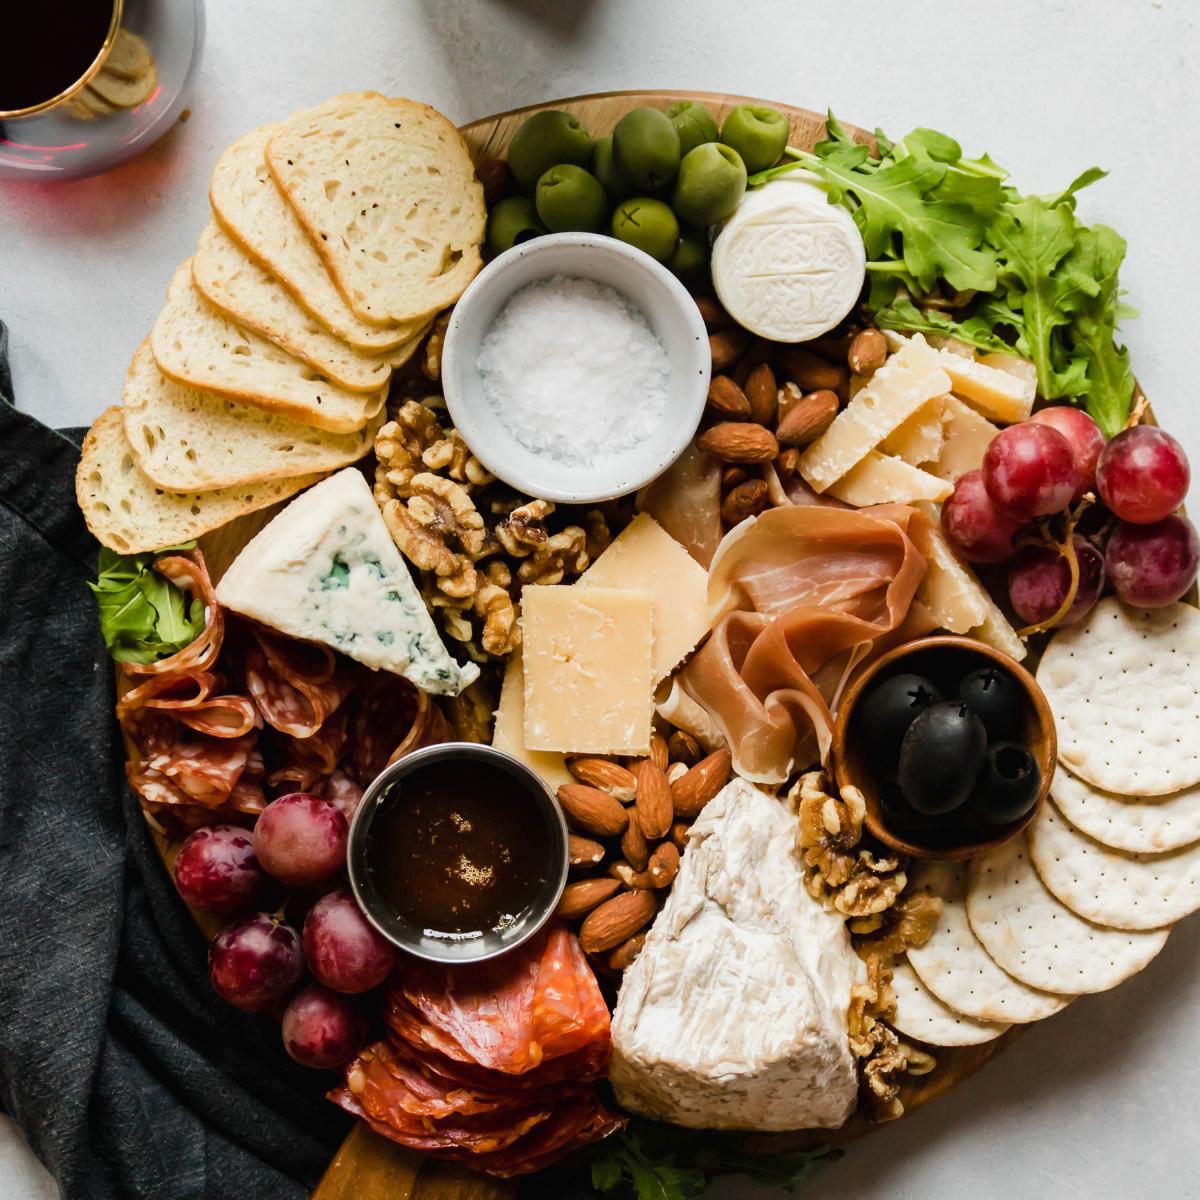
[707,375,751,419]
[694,294,735,332]
[475,158,511,206]
[555,876,620,919]
[775,447,800,480]
[649,732,670,772]
[568,757,637,804]
[609,859,656,890]
[806,330,857,362]
[744,363,778,427]
[568,835,605,869]
[848,328,887,376]
[649,841,681,888]
[621,816,651,872]
[666,761,689,785]
[721,479,769,525]
[607,931,647,971]
[778,347,850,399]
[671,749,733,819]
[721,465,749,491]
[580,889,657,953]
[776,390,839,447]
[697,423,779,464]
[632,759,673,839]
[730,337,774,387]
[710,329,750,372]
[670,821,692,852]
[668,730,702,766]
[557,783,629,837]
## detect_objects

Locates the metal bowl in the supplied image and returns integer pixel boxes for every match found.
[346,743,569,964]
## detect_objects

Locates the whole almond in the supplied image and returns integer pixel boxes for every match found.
[621,816,651,872]
[697,423,779,464]
[710,329,750,372]
[568,757,637,803]
[670,821,692,852]
[721,479,769,525]
[475,158,511,206]
[848,328,887,377]
[649,732,670,772]
[775,447,800,480]
[580,889,658,953]
[707,375,751,419]
[609,860,656,890]
[649,841,681,888]
[607,931,647,971]
[730,337,774,387]
[722,466,749,491]
[557,783,629,837]
[671,748,733,819]
[668,730,702,767]
[745,364,778,427]
[555,877,621,919]
[776,390,840,447]
[633,759,674,839]
[778,347,850,399]
[568,835,605,869]
[694,294,734,332]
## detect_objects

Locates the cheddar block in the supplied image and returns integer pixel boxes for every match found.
[879,397,947,467]
[492,648,575,791]
[826,452,953,506]
[937,350,1035,424]
[800,334,950,492]
[928,396,1000,482]
[577,513,710,684]
[522,585,654,755]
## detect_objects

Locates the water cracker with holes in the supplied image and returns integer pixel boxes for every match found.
[889,959,1011,1047]
[1036,597,1200,796]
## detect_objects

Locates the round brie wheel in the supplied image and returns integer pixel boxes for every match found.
[710,172,866,343]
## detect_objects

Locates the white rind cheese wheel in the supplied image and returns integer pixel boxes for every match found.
[710,173,865,343]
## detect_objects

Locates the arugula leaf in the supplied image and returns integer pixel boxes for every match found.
[692,1144,844,1193]
[873,292,1015,355]
[591,1132,706,1200]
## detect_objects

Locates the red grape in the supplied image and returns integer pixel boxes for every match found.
[303,889,395,993]
[174,825,266,915]
[209,913,304,1011]
[942,470,1023,563]
[253,793,348,887]
[1008,535,1106,626]
[983,423,1079,520]
[1096,426,1190,524]
[1030,407,1106,502]
[281,984,368,1069]
[1106,513,1200,608]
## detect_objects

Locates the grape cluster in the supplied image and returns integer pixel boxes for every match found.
[942,407,1197,619]
[173,792,394,1070]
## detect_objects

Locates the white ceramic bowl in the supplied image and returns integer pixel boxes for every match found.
[441,232,710,503]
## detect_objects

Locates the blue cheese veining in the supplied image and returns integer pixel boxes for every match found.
[215,469,478,695]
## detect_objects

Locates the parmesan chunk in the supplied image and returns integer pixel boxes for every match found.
[826,451,952,506]
[491,649,574,791]
[929,396,1000,482]
[938,351,1035,424]
[879,396,948,467]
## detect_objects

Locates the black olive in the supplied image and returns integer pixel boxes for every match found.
[898,701,986,815]
[956,666,1023,742]
[859,673,943,770]
[878,772,944,837]
[967,741,1042,826]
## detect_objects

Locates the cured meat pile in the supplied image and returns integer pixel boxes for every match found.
[332,925,623,1176]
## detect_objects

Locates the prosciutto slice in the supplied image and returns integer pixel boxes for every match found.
[636,442,723,568]
[677,504,936,783]
[243,626,355,738]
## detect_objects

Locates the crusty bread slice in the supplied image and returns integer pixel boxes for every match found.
[266,93,485,324]
[150,261,386,434]
[123,340,383,491]
[210,126,429,352]
[191,221,427,393]
[76,407,323,553]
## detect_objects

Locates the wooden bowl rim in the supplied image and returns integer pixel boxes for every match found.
[832,634,1057,860]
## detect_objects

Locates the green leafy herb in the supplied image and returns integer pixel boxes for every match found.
[87,543,206,664]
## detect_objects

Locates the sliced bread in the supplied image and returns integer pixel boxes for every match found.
[265,93,485,324]
[123,340,383,491]
[150,261,387,434]
[76,407,323,553]
[210,126,426,352]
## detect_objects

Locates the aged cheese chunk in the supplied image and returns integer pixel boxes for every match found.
[710,173,866,343]
[610,778,864,1130]
[929,395,1000,482]
[937,350,1035,424]
[799,333,950,492]
[879,397,947,467]
[491,648,574,791]
[971,602,1028,661]
[577,513,710,684]
[214,469,478,694]
[826,451,953,506]
[978,352,1039,393]
[521,585,654,755]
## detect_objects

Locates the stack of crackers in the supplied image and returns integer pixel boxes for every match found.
[77,92,485,554]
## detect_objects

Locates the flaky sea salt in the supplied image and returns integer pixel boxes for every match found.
[476,275,671,467]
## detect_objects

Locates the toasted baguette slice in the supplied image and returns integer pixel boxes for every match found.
[266,93,485,324]
[150,262,386,434]
[123,340,384,491]
[76,407,323,553]
[210,126,429,352]
[191,222,428,393]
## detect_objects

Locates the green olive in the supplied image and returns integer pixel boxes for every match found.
[720,104,790,174]
[667,228,710,282]
[672,142,747,228]
[611,197,679,262]
[612,107,681,191]
[666,100,719,157]
[486,196,548,255]
[589,136,633,204]
[507,110,593,191]
[535,164,608,233]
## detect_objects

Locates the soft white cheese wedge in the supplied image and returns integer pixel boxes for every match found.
[610,778,864,1130]
[711,173,865,342]
[215,468,479,695]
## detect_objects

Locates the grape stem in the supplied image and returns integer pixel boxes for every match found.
[1124,391,1149,431]
[1014,493,1095,638]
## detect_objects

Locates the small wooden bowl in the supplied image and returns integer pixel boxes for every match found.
[832,635,1056,860]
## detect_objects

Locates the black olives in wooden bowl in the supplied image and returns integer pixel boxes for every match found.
[832,636,1056,859]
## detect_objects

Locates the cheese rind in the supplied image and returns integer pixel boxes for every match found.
[825,451,953,506]
[491,649,575,791]
[214,469,478,694]
[929,395,1000,482]
[521,585,654,755]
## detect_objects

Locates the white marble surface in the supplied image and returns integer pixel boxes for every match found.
[3,0,1200,1195]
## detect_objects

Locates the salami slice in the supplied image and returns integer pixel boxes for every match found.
[122,552,224,678]
[243,625,355,738]
[531,926,611,1062]
[347,668,422,784]
[124,709,256,808]
[118,670,261,738]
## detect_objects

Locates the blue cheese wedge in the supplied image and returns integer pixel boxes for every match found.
[215,468,478,695]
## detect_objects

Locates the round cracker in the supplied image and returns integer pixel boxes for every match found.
[1029,799,1200,930]
[906,861,1071,1024]
[889,959,1010,1047]
[1051,764,1200,853]
[967,831,1169,994]
[1037,597,1200,796]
